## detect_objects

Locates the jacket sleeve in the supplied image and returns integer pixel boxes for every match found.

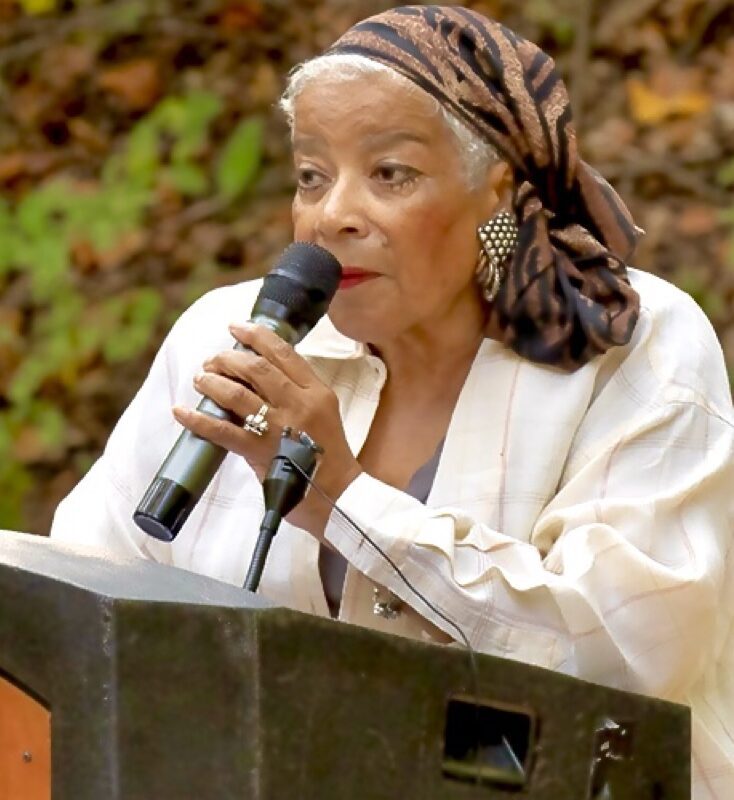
[50,311,185,563]
[48,283,256,564]
[323,394,733,699]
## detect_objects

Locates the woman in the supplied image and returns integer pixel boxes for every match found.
[51,6,733,797]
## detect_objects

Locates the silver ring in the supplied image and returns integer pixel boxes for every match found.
[243,403,270,436]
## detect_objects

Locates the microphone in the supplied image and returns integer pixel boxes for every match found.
[133,242,342,542]
[243,428,323,592]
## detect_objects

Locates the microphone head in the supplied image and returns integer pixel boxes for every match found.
[253,242,342,340]
[270,241,342,296]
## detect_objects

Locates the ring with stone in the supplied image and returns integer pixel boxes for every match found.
[243,403,270,436]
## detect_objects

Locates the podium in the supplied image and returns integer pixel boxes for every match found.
[0,530,690,799]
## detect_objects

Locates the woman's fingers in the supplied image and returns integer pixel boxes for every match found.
[193,371,269,422]
[171,403,274,472]
[228,323,315,387]
[200,350,287,408]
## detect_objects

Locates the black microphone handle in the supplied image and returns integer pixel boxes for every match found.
[133,314,298,542]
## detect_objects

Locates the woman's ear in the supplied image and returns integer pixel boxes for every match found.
[478,160,513,218]
[494,160,514,207]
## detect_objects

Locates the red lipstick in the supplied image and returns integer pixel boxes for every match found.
[338,267,380,290]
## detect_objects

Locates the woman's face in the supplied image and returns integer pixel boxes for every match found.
[291,70,502,346]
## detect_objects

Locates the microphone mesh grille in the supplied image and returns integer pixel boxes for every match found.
[269,242,342,298]
[252,242,342,338]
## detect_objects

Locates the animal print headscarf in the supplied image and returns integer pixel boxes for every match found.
[325,5,642,370]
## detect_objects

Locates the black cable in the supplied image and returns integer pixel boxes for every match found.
[285,457,486,786]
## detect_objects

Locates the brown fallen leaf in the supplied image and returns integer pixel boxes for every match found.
[0,150,59,184]
[584,117,637,162]
[660,0,710,43]
[0,152,26,183]
[12,426,52,465]
[0,307,23,394]
[248,62,281,105]
[0,1,20,23]
[217,0,264,34]
[39,43,95,92]
[70,238,99,275]
[189,222,230,258]
[67,118,109,153]
[10,83,52,127]
[98,59,162,112]
[678,205,720,237]
[710,40,734,101]
[96,229,146,271]
[70,229,146,274]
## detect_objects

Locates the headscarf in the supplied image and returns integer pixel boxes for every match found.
[325,5,642,370]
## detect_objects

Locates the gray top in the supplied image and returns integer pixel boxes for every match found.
[319,439,444,617]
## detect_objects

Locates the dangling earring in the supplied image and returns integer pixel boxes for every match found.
[475,210,519,303]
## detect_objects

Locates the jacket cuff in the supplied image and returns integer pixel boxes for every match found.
[322,472,421,579]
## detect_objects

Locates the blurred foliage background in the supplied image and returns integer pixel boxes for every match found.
[0,0,732,533]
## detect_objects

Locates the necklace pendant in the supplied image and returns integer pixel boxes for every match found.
[372,586,403,619]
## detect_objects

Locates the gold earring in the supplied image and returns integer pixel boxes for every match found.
[475,211,518,302]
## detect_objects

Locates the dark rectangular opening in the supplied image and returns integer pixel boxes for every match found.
[442,695,535,789]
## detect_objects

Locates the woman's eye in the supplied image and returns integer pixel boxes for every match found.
[296,168,325,190]
[374,164,417,186]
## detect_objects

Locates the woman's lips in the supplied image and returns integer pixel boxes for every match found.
[338,267,380,290]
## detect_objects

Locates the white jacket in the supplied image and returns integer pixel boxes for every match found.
[51,268,734,798]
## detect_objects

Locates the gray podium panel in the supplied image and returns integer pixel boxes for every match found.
[0,530,690,799]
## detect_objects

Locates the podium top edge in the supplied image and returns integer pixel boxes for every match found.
[0,530,273,610]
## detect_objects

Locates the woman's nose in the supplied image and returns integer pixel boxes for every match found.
[316,176,369,240]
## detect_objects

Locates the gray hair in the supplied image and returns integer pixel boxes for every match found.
[278,53,499,190]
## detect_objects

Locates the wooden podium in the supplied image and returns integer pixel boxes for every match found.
[0,529,690,799]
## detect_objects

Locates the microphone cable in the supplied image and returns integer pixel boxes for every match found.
[282,457,487,787]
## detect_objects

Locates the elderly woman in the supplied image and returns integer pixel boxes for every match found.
[50,6,733,797]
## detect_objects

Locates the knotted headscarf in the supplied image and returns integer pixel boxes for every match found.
[325,5,642,370]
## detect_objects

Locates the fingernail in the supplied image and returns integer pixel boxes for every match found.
[230,321,254,333]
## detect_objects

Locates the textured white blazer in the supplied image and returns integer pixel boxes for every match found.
[51,268,734,798]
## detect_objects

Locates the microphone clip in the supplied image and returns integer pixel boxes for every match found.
[267,426,323,492]
[243,427,323,593]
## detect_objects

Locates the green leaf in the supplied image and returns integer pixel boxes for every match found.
[125,122,159,188]
[17,180,72,239]
[104,185,149,232]
[726,236,734,273]
[8,356,53,406]
[171,91,222,162]
[155,95,185,131]
[102,289,162,363]
[101,152,127,186]
[0,229,21,275]
[716,159,734,188]
[73,451,96,476]
[675,271,725,321]
[216,117,264,201]
[0,414,12,460]
[25,238,70,302]
[106,0,147,32]
[162,163,209,197]
[27,400,66,449]
[20,0,57,14]
[0,458,32,530]
[550,17,575,46]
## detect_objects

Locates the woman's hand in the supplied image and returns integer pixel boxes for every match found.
[172,322,362,539]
